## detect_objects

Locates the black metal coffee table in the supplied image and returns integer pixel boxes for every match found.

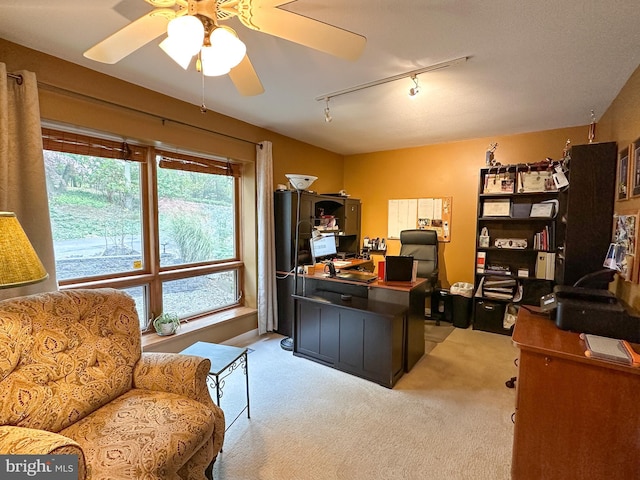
[180,341,250,431]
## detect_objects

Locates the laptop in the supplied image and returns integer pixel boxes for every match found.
[385,255,415,282]
[336,271,378,283]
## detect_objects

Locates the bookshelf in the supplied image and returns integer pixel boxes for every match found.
[473,142,618,335]
[474,167,558,334]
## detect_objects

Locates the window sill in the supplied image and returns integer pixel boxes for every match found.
[141,306,257,350]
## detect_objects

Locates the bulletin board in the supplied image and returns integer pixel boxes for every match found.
[387,196,452,242]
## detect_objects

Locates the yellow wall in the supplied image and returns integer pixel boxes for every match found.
[0,38,344,345]
[599,64,640,310]
[344,126,588,287]
[4,37,640,321]
[0,39,343,188]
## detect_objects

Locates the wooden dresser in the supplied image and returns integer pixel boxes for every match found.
[511,308,640,480]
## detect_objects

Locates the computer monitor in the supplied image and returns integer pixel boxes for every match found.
[310,232,337,263]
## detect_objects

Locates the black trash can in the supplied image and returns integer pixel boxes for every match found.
[450,282,474,328]
[431,288,452,324]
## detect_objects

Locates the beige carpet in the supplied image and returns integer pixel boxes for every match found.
[213,326,518,480]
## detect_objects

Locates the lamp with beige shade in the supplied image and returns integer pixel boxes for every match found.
[0,212,48,289]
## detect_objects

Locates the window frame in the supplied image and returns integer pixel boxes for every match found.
[43,127,244,330]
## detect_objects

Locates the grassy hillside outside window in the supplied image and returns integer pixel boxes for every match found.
[42,128,242,330]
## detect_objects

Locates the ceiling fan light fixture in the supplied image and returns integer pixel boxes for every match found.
[210,26,247,69]
[167,15,205,56]
[200,45,232,76]
[159,36,194,69]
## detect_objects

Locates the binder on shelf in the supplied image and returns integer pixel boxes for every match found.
[536,252,556,280]
[482,275,517,300]
[476,252,486,273]
[511,203,531,218]
[535,252,547,279]
[545,252,556,280]
[484,263,511,276]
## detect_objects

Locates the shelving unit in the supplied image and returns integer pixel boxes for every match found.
[472,142,618,335]
[474,169,558,335]
[274,190,362,337]
[274,190,361,272]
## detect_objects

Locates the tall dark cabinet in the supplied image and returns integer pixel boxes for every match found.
[472,142,617,335]
[555,142,617,287]
[274,190,362,336]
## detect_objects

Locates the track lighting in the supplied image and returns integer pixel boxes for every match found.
[324,97,332,123]
[408,75,420,97]
[316,56,468,121]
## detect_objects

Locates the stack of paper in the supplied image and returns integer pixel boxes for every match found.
[483,276,517,300]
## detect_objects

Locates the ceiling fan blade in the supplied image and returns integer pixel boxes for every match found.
[238,5,366,61]
[229,55,265,96]
[83,9,173,64]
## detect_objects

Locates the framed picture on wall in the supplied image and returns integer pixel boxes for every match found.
[617,145,630,201]
[613,211,639,283]
[632,138,640,197]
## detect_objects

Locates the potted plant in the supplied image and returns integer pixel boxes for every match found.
[153,312,181,336]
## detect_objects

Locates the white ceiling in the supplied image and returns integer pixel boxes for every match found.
[1,0,640,155]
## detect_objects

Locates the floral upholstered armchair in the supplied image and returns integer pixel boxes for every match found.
[0,288,224,480]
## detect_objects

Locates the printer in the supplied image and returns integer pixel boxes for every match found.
[553,285,640,343]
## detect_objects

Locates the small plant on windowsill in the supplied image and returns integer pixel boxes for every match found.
[153,312,181,336]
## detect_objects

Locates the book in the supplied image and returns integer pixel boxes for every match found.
[483,291,514,300]
[484,278,516,287]
[484,264,512,276]
[545,252,556,280]
[476,252,486,273]
[535,252,547,279]
[580,333,640,366]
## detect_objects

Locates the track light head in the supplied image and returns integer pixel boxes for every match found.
[324,97,332,123]
[324,108,332,123]
[408,75,420,97]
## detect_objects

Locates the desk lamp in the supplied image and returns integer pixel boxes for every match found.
[0,212,48,289]
[280,174,317,351]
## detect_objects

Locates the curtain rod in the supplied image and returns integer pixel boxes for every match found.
[31,79,261,147]
[7,72,23,85]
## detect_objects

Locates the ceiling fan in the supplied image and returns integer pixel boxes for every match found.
[83,0,367,96]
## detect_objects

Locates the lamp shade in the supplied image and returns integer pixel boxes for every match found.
[201,26,246,77]
[166,15,205,56]
[0,212,48,289]
[285,174,318,191]
[159,36,194,69]
[200,44,232,77]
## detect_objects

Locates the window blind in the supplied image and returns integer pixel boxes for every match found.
[41,127,147,162]
[157,149,241,177]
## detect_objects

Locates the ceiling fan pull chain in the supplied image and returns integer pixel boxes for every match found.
[200,66,208,114]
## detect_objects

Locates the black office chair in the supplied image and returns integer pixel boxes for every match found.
[399,229,440,320]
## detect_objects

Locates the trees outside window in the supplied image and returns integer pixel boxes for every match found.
[43,128,242,330]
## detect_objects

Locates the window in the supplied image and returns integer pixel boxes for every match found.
[43,128,243,330]
[45,151,144,281]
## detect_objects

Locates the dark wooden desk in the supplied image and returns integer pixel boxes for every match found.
[293,291,407,388]
[287,271,427,372]
[275,258,372,339]
[511,309,640,480]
